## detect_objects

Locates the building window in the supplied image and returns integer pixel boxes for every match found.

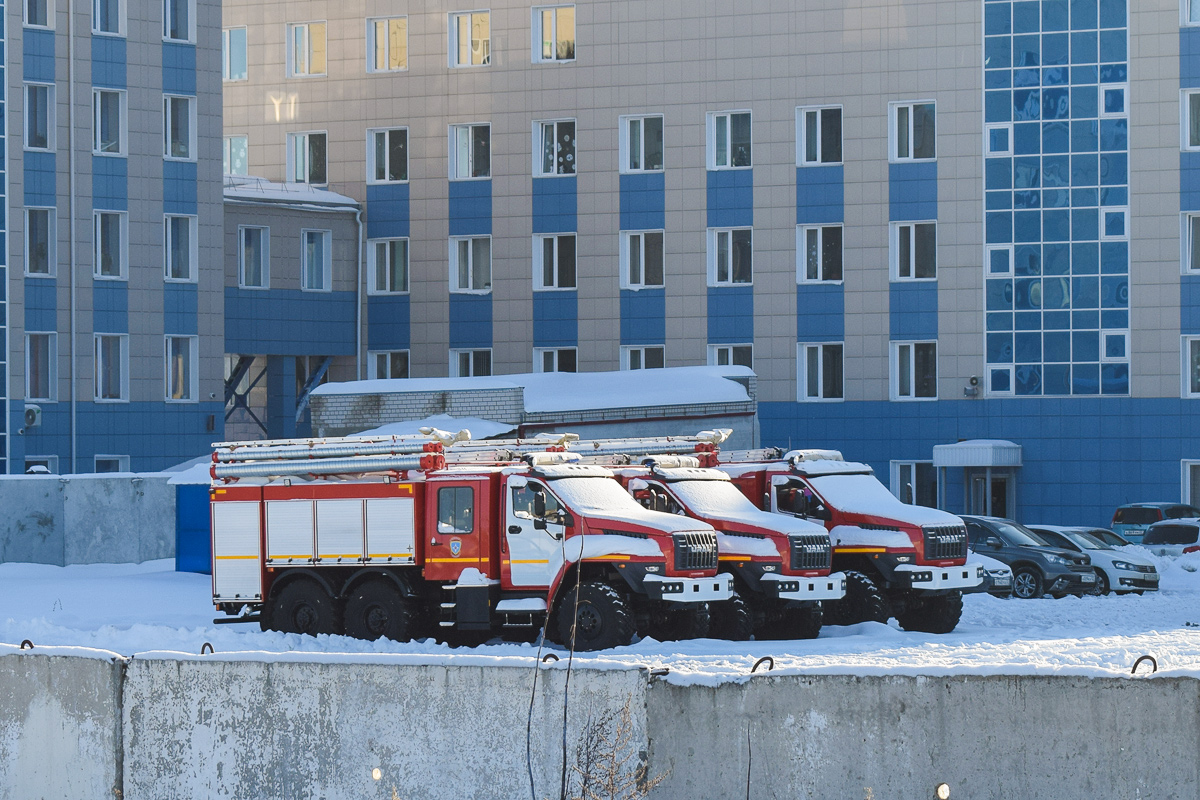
[621,345,664,370]
[368,17,407,72]
[535,347,577,373]
[1186,90,1200,150]
[92,0,122,35]
[533,5,575,63]
[288,22,327,76]
[224,135,248,175]
[620,114,664,173]
[985,123,1012,157]
[25,457,59,474]
[1100,83,1127,118]
[890,101,935,161]
[1186,337,1200,398]
[93,211,127,279]
[94,333,128,401]
[450,236,492,293]
[164,215,196,281]
[797,225,843,282]
[892,341,938,400]
[370,350,410,379]
[163,95,196,160]
[796,106,841,166]
[94,455,130,473]
[708,111,751,169]
[239,226,269,289]
[369,238,409,294]
[92,89,126,156]
[707,228,753,286]
[288,131,327,184]
[165,336,197,402]
[163,0,193,41]
[450,11,490,67]
[1186,215,1200,273]
[891,461,937,508]
[301,229,331,291]
[708,344,752,369]
[449,124,490,179]
[451,349,492,377]
[25,0,51,27]
[368,128,409,183]
[533,234,577,290]
[798,343,844,402]
[25,84,53,151]
[535,119,576,176]
[987,244,1014,276]
[25,208,55,277]
[222,27,247,81]
[1101,207,1128,241]
[26,332,56,401]
[620,230,664,289]
[891,221,936,280]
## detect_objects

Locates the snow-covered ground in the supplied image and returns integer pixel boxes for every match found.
[1,553,1198,685]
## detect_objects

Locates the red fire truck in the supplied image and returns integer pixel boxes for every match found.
[209,433,733,650]
[717,449,984,633]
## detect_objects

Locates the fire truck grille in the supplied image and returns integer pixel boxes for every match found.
[789,533,832,572]
[673,532,718,572]
[923,525,968,561]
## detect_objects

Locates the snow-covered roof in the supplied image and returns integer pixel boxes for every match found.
[355,414,516,440]
[224,175,359,210]
[933,439,1023,468]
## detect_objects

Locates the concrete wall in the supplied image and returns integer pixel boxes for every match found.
[0,475,176,565]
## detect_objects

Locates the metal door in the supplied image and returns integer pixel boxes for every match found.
[505,479,565,587]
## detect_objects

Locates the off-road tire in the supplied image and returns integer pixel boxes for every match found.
[268,578,341,636]
[708,592,754,641]
[1012,567,1045,599]
[649,604,711,641]
[896,592,964,634]
[776,603,824,640]
[557,582,635,651]
[824,571,888,625]
[343,579,417,642]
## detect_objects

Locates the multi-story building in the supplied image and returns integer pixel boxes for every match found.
[5,0,224,473]
[222,0,1200,525]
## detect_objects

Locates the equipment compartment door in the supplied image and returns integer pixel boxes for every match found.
[316,499,365,563]
[505,480,565,588]
[366,497,416,564]
[265,500,314,565]
[212,500,263,602]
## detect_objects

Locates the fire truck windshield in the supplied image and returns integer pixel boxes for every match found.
[667,480,759,517]
[807,473,905,515]
[549,477,651,515]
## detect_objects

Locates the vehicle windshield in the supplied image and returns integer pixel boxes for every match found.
[1064,530,1112,551]
[808,473,903,512]
[549,477,654,516]
[1115,508,1160,525]
[1142,524,1199,545]
[994,522,1049,547]
[1165,505,1200,519]
[667,479,760,517]
[1089,529,1129,547]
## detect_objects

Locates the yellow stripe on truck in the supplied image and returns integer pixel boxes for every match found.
[837,547,888,553]
[215,555,259,560]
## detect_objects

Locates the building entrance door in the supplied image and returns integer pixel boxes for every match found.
[969,470,1013,518]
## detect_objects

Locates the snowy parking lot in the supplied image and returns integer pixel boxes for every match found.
[1,552,1198,684]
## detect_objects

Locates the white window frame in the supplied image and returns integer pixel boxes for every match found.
[891,340,938,401]
[222,27,247,81]
[1099,83,1128,120]
[534,346,578,373]
[24,207,56,277]
[163,0,195,42]
[1184,336,1200,398]
[796,224,844,284]
[25,456,60,474]
[988,366,1014,398]
[706,227,753,286]
[987,243,1014,277]
[619,229,665,289]
[24,0,53,28]
[450,348,493,377]
[796,105,843,166]
[449,235,492,293]
[1100,207,1129,241]
[620,345,665,371]
[287,131,328,184]
[301,228,332,291]
[91,0,123,36]
[367,16,408,73]
[287,21,328,77]
[94,455,130,473]
[986,122,1013,157]
[797,342,844,402]
[1185,90,1200,151]
[448,123,490,180]
[163,214,198,282]
[1101,330,1128,364]
[707,110,752,170]
[533,118,577,176]
[368,237,410,294]
[92,88,127,156]
[1185,0,1200,25]
[24,83,54,151]
[890,221,937,281]
[369,350,410,379]
[238,225,270,289]
[889,100,936,162]
[533,233,577,290]
[93,210,128,280]
[164,335,198,402]
[707,344,753,370]
[449,11,490,68]
[531,5,575,63]
[367,127,410,184]
[224,135,248,176]
[163,94,197,161]
[619,114,664,174]
[25,332,57,402]
[94,333,129,402]
[890,461,938,506]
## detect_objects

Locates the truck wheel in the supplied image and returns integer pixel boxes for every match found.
[776,604,824,640]
[269,579,341,636]
[824,571,888,626]
[647,604,711,641]
[558,583,634,651]
[896,592,963,634]
[343,580,416,642]
[1012,568,1044,599]
[709,593,753,641]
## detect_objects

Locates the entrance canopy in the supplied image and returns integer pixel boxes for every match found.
[932,439,1023,468]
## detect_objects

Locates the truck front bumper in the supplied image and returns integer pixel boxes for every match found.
[643,573,734,603]
[894,561,984,592]
[760,571,846,601]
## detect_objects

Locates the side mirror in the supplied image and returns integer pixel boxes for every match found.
[986,536,1002,549]
[533,490,546,518]
[533,517,547,531]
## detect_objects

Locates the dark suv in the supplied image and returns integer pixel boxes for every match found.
[962,516,1097,599]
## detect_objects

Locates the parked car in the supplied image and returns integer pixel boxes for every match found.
[1140,518,1200,558]
[1082,527,1134,548]
[962,516,1097,599]
[1027,525,1159,595]
[1111,503,1200,543]
[970,552,1014,598]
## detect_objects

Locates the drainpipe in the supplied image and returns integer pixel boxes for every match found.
[355,206,364,379]
[67,0,78,472]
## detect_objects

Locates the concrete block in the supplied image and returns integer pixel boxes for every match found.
[0,479,66,565]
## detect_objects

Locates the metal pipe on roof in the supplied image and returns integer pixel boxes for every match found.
[212,453,429,478]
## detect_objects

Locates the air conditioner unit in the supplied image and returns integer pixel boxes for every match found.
[24,404,42,429]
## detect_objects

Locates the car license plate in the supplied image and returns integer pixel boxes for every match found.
[1081,574,1096,583]
[1147,575,1159,582]
[994,577,1011,586]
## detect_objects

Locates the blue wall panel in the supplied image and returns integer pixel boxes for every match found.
[163,283,197,335]
[620,289,666,345]
[161,42,196,95]
[92,35,126,88]
[1183,28,1200,88]
[890,282,939,340]
[889,162,938,221]
[93,156,127,211]
[93,282,128,333]
[23,278,56,331]
[448,294,493,349]
[22,29,54,81]
[796,166,844,224]
[796,284,845,342]
[706,170,753,228]
[532,291,578,347]
[368,295,411,350]
[1182,153,1200,212]
[225,288,356,355]
[163,161,197,215]
[1182,275,1200,335]
[707,285,754,344]
[448,180,492,237]
[532,178,577,234]
[366,183,410,239]
[23,151,56,207]
[619,173,665,231]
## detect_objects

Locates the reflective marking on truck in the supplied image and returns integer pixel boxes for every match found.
[836,547,888,553]
[718,555,756,561]
[215,555,259,560]
[510,559,550,565]
[266,554,311,560]
[367,554,413,560]
[587,555,631,561]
